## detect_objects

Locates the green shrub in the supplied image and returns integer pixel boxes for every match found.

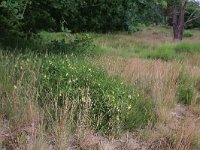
[127,23,146,34]
[39,31,69,43]
[45,33,95,55]
[0,34,42,51]
[38,55,154,133]
[1,33,95,56]
[183,31,194,37]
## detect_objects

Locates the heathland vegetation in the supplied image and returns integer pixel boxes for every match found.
[1,0,200,149]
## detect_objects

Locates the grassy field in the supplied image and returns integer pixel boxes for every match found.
[1,26,200,149]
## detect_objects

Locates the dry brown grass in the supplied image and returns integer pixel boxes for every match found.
[93,56,182,123]
[95,28,172,49]
[184,53,200,68]
[95,27,200,51]
[147,119,200,150]
[0,66,102,149]
[172,118,200,150]
[92,55,200,149]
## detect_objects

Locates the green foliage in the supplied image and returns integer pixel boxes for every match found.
[38,55,154,133]
[138,42,200,61]
[185,1,200,29]
[0,35,41,51]
[0,0,56,44]
[0,50,155,134]
[176,69,200,106]
[175,42,200,53]
[177,73,194,105]
[139,44,176,61]
[183,30,194,37]
[0,0,164,40]
[46,34,95,55]
[0,0,29,19]
[39,31,68,43]
[55,0,163,32]
[194,78,200,105]
[127,23,146,33]
[0,32,95,57]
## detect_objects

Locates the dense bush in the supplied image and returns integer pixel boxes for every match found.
[38,55,154,133]
[46,34,95,55]
[0,35,42,51]
[0,0,163,37]
[49,0,162,32]
[1,33,95,56]
[127,23,146,34]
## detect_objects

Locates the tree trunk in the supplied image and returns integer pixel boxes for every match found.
[178,5,185,40]
[172,0,188,40]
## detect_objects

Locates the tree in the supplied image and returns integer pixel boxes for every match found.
[160,0,200,40]
[170,0,200,40]
[172,0,188,40]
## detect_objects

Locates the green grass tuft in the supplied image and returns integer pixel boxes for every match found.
[175,42,200,53]
[183,30,194,37]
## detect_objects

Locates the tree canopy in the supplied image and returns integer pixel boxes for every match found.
[0,0,199,39]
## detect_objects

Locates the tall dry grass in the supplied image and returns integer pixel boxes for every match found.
[93,56,181,123]
[95,27,200,50]
[0,54,96,150]
[93,55,200,149]
[0,79,96,149]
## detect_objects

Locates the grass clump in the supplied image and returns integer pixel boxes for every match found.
[139,44,176,61]
[183,30,194,37]
[138,42,200,61]
[177,81,194,105]
[175,42,200,53]
[177,73,195,105]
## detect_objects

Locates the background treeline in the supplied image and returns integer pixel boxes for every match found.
[0,0,200,37]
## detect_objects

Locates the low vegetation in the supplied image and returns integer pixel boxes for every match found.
[1,26,200,149]
[1,0,200,149]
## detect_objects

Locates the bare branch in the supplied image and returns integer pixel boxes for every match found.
[22,0,29,18]
[185,16,200,25]
[186,8,198,23]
